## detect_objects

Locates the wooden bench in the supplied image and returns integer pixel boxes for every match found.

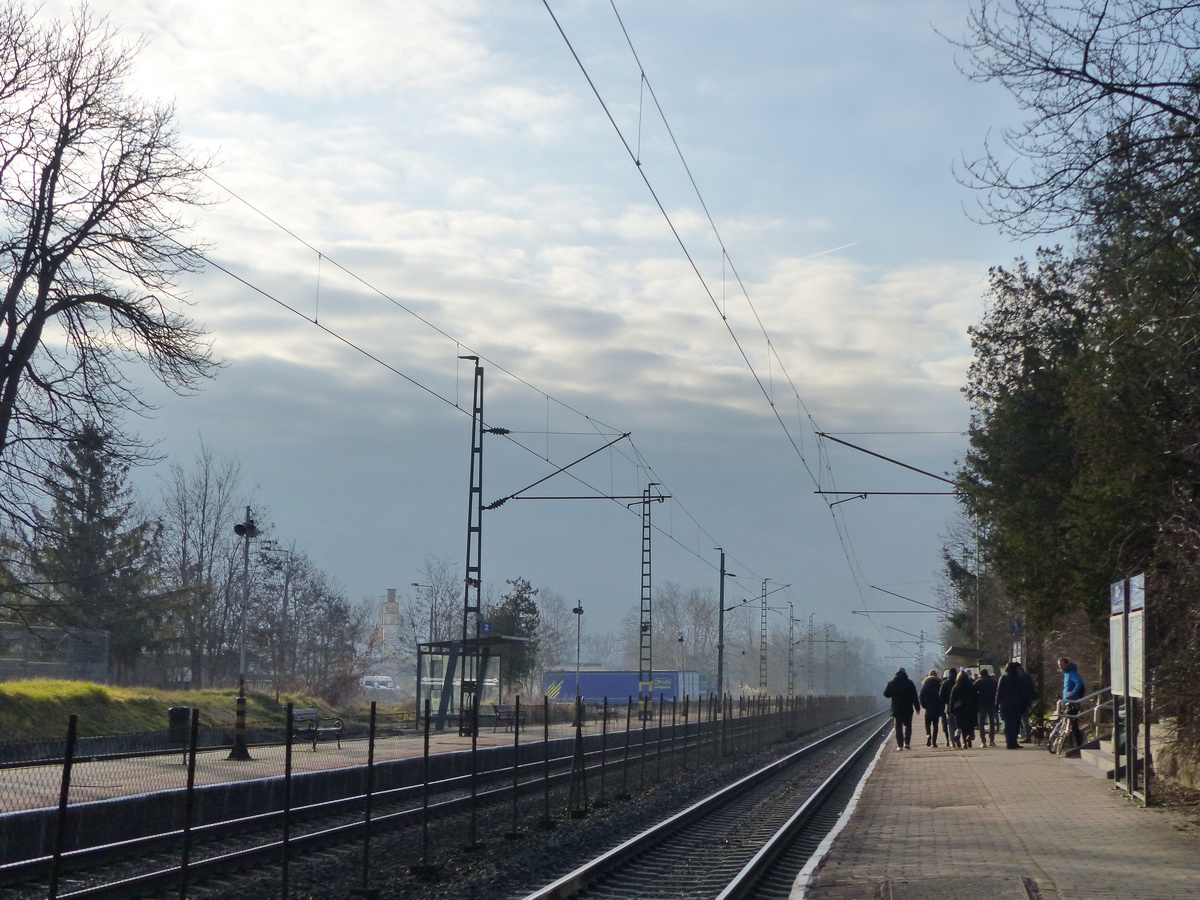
[289,708,344,751]
[491,703,526,732]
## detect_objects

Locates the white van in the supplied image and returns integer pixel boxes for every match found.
[360,675,394,690]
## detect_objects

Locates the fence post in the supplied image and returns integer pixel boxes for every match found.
[282,703,294,900]
[681,696,688,772]
[48,714,78,900]
[359,702,378,895]
[619,696,632,799]
[538,695,556,830]
[595,698,609,808]
[409,699,438,879]
[505,696,522,839]
[178,708,200,900]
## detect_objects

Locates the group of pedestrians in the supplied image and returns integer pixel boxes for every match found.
[884,663,1036,751]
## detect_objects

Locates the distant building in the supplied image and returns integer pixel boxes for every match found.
[362,589,410,694]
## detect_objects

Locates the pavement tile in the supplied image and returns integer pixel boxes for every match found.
[802,736,1200,900]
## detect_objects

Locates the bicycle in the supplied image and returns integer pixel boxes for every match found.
[1046,701,1083,754]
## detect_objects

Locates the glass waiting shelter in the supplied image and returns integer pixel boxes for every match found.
[415,634,530,732]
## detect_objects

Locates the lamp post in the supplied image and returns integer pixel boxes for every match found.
[572,603,584,697]
[412,583,435,642]
[228,506,258,761]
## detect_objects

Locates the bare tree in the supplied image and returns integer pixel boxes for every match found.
[0,2,216,526]
[400,556,459,646]
[157,442,243,688]
[954,0,1200,234]
[581,630,619,669]
[535,589,572,673]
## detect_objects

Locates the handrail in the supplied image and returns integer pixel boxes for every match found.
[1070,685,1111,706]
[1052,686,1115,749]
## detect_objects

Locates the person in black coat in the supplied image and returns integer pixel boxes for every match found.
[939,667,960,748]
[949,669,979,748]
[918,669,944,747]
[883,667,921,750]
[975,668,999,747]
[996,660,1030,749]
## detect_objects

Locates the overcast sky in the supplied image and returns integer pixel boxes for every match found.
[38,1,1040,658]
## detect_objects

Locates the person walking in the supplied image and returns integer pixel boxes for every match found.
[939,667,960,748]
[883,667,921,750]
[1017,662,1036,742]
[918,669,944,747]
[996,661,1029,749]
[975,667,999,747]
[949,669,978,748]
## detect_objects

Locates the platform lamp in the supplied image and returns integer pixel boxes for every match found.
[229,506,259,761]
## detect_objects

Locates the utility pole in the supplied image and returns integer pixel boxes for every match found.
[759,580,769,694]
[459,357,485,739]
[787,602,795,697]
[637,483,661,711]
[716,549,729,700]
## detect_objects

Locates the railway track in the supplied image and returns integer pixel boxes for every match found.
[0,710,753,898]
[0,707,883,898]
[520,716,886,900]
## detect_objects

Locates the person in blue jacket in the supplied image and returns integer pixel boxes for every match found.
[1058,657,1086,746]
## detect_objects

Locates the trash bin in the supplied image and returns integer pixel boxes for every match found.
[168,707,190,745]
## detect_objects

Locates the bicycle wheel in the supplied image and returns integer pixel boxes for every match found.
[1047,721,1066,754]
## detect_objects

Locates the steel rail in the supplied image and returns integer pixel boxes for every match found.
[715,723,886,899]
[519,712,885,900]
[8,717,736,898]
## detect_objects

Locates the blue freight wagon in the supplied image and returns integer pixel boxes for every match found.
[542,670,701,703]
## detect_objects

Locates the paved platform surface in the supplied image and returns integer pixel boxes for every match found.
[800,734,1200,899]
[0,725,557,813]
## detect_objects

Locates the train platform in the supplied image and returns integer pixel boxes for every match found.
[799,732,1200,899]
[0,724,541,813]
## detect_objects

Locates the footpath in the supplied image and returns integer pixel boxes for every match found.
[799,734,1200,899]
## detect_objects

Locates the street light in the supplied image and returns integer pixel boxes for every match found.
[572,603,584,697]
[412,583,435,642]
[229,506,258,761]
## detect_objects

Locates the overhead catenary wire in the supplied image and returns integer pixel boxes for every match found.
[543,1,955,636]
[180,209,770,593]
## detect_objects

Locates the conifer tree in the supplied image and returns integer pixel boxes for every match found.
[30,424,164,680]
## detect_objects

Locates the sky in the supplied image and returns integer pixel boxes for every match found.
[34,0,1040,661]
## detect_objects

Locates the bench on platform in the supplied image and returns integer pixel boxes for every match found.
[289,708,344,751]
[491,703,526,732]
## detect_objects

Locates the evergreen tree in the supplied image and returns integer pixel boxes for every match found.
[488,577,541,695]
[30,424,164,679]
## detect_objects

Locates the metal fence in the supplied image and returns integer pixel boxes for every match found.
[0,693,880,897]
